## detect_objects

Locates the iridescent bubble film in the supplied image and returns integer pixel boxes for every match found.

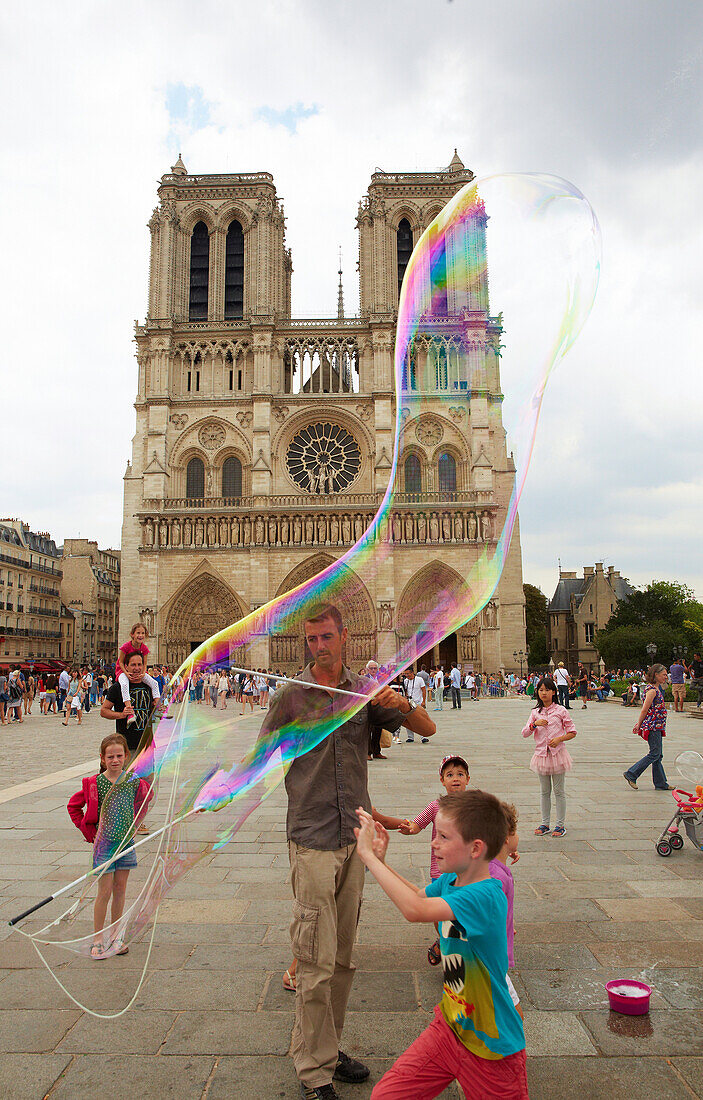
[17,174,600,1011]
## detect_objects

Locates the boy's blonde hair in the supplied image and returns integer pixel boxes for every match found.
[500,801,518,836]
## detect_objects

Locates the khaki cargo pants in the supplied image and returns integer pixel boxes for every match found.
[289,840,365,1088]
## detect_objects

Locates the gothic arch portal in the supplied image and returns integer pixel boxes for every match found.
[396,560,482,670]
[163,569,247,668]
[270,554,376,672]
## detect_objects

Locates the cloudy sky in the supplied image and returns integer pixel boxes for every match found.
[3,0,702,601]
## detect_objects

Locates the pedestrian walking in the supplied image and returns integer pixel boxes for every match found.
[623,664,671,791]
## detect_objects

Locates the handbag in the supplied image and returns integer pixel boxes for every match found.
[380,728,393,749]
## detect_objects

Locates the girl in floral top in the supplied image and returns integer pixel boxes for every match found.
[67,733,152,959]
[522,676,577,838]
[623,664,670,791]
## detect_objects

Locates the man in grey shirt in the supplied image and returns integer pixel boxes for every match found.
[260,603,435,1099]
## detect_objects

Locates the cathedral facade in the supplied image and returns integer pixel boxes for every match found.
[119,152,526,673]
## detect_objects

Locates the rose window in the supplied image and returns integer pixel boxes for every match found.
[286,423,361,494]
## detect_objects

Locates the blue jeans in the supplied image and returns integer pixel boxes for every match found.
[625,729,668,788]
[557,685,570,708]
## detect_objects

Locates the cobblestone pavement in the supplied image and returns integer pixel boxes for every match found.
[0,698,702,1099]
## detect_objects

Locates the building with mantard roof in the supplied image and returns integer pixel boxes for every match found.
[60,540,121,665]
[547,563,634,671]
[0,519,63,662]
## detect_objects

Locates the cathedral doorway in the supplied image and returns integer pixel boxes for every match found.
[396,562,481,673]
[163,571,247,669]
[438,632,457,669]
[272,554,376,673]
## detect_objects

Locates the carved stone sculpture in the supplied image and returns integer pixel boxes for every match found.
[243,517,251,545]
[280,516,289,545]
[481,511,492,540]
[195,519,204,547]
[430,513,440,542]
[159,520,168,547]
[293,516,302,544]
[330,515,339,544]
[468,512,478,540]
[207,518,216,546]
[219,518,228,545]
[342,515,352,544]
[453,514,463,541]
[255,517,264,544]
[144,519,154,547]
[379,602,393,631]
[442,513,451,541]
[171,520,181,546]
[417,513,427,542]
[183,518,192,546]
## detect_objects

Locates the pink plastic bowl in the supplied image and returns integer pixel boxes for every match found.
[606,980,652,1015]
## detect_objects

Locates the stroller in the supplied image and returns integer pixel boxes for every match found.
[655,788,703,857]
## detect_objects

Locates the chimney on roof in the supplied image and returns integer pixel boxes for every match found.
[595,562,604,573]
[583,566,594,577]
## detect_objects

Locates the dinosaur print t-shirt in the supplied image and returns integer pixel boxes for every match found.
[424,874,525,1060]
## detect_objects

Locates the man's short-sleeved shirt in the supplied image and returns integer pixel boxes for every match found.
[259,663,404,850]
[450,668,461,688]
[105,680,154,753]
[425,875,525,1060]
[670,663,685,684]
[59,670,70,690]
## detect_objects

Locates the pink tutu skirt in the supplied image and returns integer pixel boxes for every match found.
[530,747,573,776]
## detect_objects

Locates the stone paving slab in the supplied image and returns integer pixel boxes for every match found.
[1,700,703,1097]
[0,1054,73,1100]
[526,1055,687,1099]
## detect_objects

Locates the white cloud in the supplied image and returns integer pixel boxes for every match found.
[1,0,701,602]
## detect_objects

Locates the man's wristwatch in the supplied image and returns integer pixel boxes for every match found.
[404,699,417,713]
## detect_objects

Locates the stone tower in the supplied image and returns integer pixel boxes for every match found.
[119,152,526,672]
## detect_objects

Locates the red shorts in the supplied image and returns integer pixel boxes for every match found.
[371,1005,529,1099]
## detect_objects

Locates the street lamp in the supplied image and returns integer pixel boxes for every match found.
[672,645,688,661]
[646,642,657,664]
[513,649,528,676]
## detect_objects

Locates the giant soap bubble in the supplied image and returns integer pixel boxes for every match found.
[13,174,600,1012]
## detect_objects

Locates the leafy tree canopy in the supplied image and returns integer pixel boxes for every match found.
[523,583,549,666]
[595,580,702,666]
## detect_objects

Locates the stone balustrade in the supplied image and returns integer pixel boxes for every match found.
[139,502,496,552]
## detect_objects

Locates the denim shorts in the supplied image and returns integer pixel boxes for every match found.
[93,847,137,872]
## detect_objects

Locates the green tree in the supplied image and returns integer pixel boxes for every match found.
[595,580,703,667]
[523,583,549,666]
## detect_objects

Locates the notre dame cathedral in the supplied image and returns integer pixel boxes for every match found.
[119,151,526,673]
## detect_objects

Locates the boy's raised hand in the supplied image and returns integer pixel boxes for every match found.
[354,807,377,864]
[372,821,390,862]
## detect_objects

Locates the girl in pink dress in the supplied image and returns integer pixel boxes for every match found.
[522,676,577,838]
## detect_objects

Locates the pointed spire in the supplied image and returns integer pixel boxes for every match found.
[448,148,464,172]
[171,153,187,175]
[337,246,345,320]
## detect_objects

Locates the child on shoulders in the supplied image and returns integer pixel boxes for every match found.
[354,791,528,1099]
[117,623,160,725]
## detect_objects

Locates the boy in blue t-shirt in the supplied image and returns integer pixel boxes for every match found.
[354,791,528,1099]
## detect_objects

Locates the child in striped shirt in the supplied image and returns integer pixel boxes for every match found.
[400,754,470,964]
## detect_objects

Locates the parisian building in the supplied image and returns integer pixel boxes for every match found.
[60,539,121,665]
[0,520,63,662]
[119,152,526,672]
[547,564,634,671]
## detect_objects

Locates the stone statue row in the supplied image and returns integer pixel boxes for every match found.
[141,509,494,551]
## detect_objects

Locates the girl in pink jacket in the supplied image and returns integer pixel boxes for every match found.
[68,733,152,958]
[522,676,577,838]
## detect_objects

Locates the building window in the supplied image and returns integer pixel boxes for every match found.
[222,456,242,499]
[186,457,205,499]
[584,623,595,643]
[438,453,457,497]
[224,220,244,319]
[188,221,209,321]
[397,219,413,301]
[430,227,448,316]
[404,455,422,496]
[286,422,361,494]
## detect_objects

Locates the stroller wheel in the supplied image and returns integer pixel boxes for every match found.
[656,840,672,857]
[669,833,684,850]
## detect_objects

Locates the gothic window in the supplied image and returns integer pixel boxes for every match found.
[222,456,242,499]
[286,423,361,494]
[188,222,209,321]
[186,457,205,499]
[438,453,457,497]
[224,220,244,319]
[404,455,422,496]
[397,218,413,301]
